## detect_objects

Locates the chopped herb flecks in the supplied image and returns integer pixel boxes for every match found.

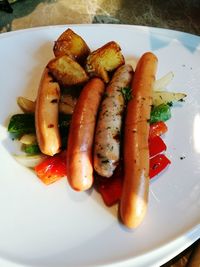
[121,87,132,102]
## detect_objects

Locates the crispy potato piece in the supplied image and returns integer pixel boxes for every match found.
[153,91,187,106]
[48,55,89,86]
[53,28,90,63]
[86,41,125,83]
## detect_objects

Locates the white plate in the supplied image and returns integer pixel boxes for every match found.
[0,24,200,267]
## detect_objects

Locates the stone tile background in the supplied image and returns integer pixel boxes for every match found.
[0,0,200,34]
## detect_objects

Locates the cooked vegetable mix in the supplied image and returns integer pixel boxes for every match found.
[152,91,186,106]
[8,113,71,153]
[150,103,172,124]
[19,133,37,145]
[7,27,186,229]
[8,113,35,138]
[23,144,40,155]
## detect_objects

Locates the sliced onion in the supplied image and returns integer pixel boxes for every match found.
[17,96,35,113]
[154,71,174,91]
[14,154,47,168]
[125,58,137,71]
[19,134,37,145]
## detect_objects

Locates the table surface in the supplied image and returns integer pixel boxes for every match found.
[0,0,200,267]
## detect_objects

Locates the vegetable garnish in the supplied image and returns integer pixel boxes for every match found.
[149,121,168,139]
[34,152,67,185]
[7,113,72,154]
[23,143,40,155]
[121,86,132,102]
[149,154,171,179]
[95,165,123,207]
[149,136,167,158]
[8,113,35,139]
[150,103,171,124]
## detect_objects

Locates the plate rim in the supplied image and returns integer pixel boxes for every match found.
[0,23,200,41]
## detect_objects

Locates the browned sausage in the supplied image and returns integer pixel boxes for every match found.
[35,67,61,156]
[67,78,105,191]
[120,52,158,228]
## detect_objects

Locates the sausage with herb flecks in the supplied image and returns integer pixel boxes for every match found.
[94,64,133,178]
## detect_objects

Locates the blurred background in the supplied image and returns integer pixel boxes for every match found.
[0,0,200,34]
[0,0,200,266]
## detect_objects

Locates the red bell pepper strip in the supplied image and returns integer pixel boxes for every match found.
[149,136,167,157]
[95,166,123,207]
[96,152,171,206]
[149,121,168,139]
[97,176,123,207]
[149,154,171,179]
[34,152,67,185]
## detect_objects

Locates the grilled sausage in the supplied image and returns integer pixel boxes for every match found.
[35,67,61,156]
[120,52,158,228]
[67,78,105,191]
[94,64,133,177]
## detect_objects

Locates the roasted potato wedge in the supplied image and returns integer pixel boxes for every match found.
[154,71,174,91]
[153,91,187,106]
[48,55,89,86]
[86,41,125,83]
[53,28,90,63]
